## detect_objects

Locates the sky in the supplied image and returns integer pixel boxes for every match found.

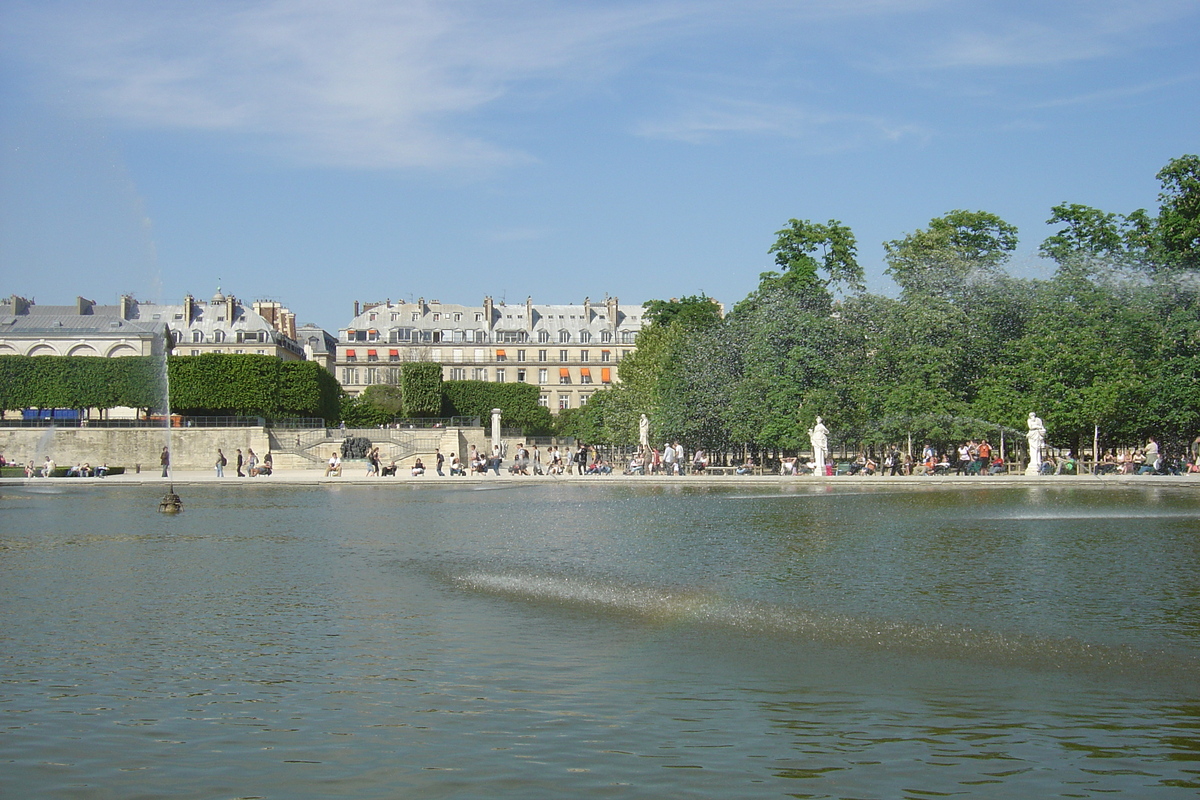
[1,0,1198,332]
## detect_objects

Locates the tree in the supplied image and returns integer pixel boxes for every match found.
[1039,203,1151,271]
[761,219,863,312]
[1155,154,1200,271]
[642,295,724,330]
[885,210,1018,300]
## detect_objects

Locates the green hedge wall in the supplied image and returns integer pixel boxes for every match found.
[400,362,443,417]
[0,354,338,421]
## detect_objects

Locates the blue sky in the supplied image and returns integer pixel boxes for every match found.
[2,0,1197,331]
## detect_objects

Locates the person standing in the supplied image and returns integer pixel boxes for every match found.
[436,449,445,476]
[236,448,245,477]
[662,442,676,475]
[160,446,170,478]
[247,448,259,477]
[674,442,685,476]
[215,448,226,477]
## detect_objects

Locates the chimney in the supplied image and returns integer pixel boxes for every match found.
[483,296,494,330]
[226,294,236,322]
[607,296,619,328]
[526,296,534,330]
[7,295,31,315]
[354,300,361,317]
[120,295,134,320]
[183,294,194,323]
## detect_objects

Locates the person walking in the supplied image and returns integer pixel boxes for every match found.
[160,446,170,478]
[236,448,245,477]
[215,448,226,477]
[436,449,445,476]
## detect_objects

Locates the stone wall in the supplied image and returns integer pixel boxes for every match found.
[0,426,496,472]
[0,427,270,472]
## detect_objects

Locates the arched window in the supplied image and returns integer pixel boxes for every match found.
[559,330,571,343]
[538,330,550,343]
[213,330,226,343]
[192,330,204,343]
[579,331,591,344]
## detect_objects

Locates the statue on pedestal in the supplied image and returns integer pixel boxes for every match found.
[639,414,650,450]
[808,416,829,475]
[1025,412,1046,475]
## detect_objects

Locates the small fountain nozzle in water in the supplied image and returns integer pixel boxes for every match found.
[158,484,183,514]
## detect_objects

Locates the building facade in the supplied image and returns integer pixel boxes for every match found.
[336,296,647,411]
[1,290,311,361]
[0,295,167,358]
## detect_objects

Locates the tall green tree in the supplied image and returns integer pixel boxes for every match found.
[760,218,863,312]
[885,210,1018,301]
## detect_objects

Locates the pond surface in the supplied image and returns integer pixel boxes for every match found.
[2,483,1198,798]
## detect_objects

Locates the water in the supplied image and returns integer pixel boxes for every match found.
[2,483,1198,798]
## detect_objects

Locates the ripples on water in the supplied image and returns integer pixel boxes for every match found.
[1,483,1198,798]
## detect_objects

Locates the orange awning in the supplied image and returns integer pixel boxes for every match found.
[496,349,506,357]
[601,367,611,383]
[580,367,591,377]
[389,349,399,356]
[346,349,356,357]
[559,368,570,377]
[367,349,377,356]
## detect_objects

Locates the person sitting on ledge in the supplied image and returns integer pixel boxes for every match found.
[411,458,426,476]
[96,463,109,478]
[325,452,342,477]
[67,463,83,477]
[381,461,397,477]
[735,456,756,475]
[449,454,466,476]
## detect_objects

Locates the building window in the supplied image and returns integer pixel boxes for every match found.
[367,350,379,362]
[365,368,378,385]
[517,349,526,362]
[190,350,200,356]
[559,330,571,343]
[559,349,569,362]
[538,330,550,343]
[213,330,226,343]
[559,368,571,384]
[450,367,466,381]
[389,349,400,361]
[473,368,488,381]
[496,349,507,362]
[412,313,420,321]
[601,331,613,343]
[496,368,506,383]
[621,331,635,343]
[579,331,591,343]
[257,349,266,355]
[517,369,526,382]
[558,394,570,410]
[601,350,611,362]
[474,348,485,361]
[580,350,589,362]
[538,368,548,384]
[538,349,547,362]
[580,368,592,384]
[453,349,464,363]
[539,395,550,408]
[388,368,400,384]
[341,368,359,384]
[580,393,590,406]
[192,330,204,343]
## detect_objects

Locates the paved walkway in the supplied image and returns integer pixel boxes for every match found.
[5,469,1198,487]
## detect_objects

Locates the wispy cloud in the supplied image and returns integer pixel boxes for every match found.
[2,0,1194,169]
[634,97,928,152]
[4,0,693,169]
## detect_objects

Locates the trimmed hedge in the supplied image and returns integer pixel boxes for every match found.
[400,362,443,417]
[0,354,339,421]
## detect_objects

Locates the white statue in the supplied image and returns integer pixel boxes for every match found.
[808,416,829,474]
[1025,412,1046,475]
[639,413,650,449]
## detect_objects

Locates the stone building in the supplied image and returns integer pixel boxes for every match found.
[0,294,167,357]
[336,296,648,411]
[1,290,314,361]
